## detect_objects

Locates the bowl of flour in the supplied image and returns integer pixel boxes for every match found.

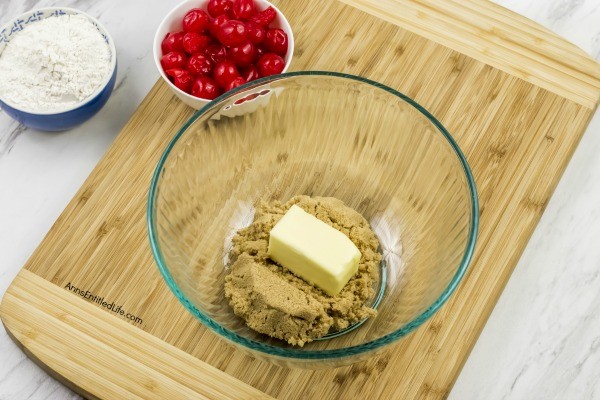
[0,8,117,131]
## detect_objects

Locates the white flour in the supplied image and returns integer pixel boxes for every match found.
[0,14,111,112]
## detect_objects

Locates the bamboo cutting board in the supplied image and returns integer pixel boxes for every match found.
[2,0,600,398]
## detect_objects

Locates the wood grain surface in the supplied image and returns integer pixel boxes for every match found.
[1,0,599,399]
[1,270,272,400]
[338,0,600,108]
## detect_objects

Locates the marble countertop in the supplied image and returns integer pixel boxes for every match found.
[1,0,598,399]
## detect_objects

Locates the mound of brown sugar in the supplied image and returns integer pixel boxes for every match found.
[224,196,381,346]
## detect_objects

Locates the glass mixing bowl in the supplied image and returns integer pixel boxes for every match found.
[148,72,478,368]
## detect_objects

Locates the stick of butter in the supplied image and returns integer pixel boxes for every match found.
[268,205,361,296]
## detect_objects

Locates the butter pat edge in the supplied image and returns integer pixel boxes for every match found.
[267,205,361,296]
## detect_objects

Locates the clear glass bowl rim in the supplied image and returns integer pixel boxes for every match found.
[147,71,480,360]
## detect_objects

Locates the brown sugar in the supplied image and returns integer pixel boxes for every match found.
[224,196,381,346]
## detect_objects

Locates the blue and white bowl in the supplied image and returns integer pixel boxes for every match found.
[0,8,117,131]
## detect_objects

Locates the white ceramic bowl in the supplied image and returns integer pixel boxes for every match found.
[153,0,294,109]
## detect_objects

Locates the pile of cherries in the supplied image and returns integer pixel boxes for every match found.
[160,0,289,100]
